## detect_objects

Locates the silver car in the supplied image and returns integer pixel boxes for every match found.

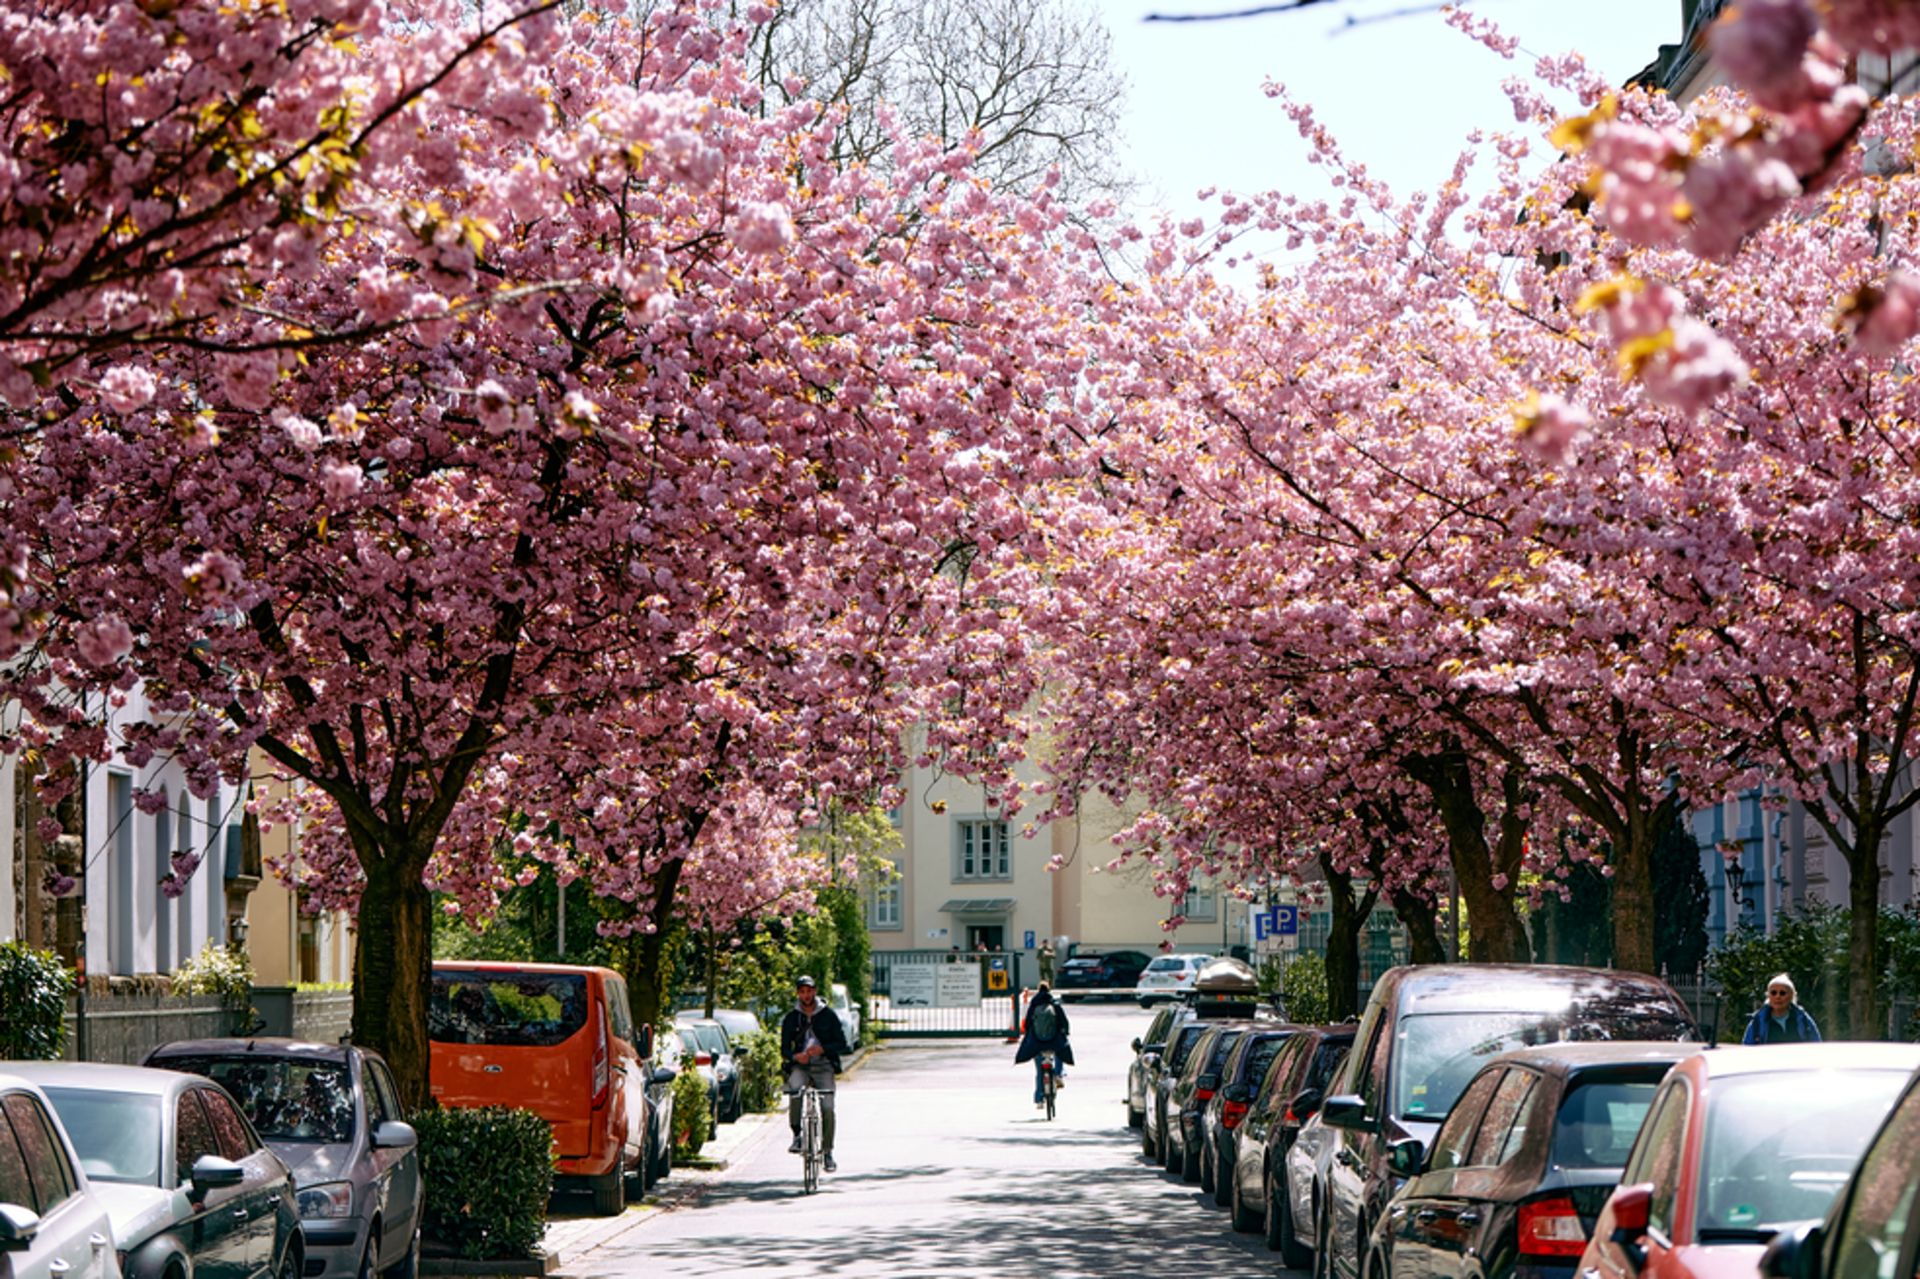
[142,1040,421,1279]
[10,1063,303,1279]
[0,1071,121,1279]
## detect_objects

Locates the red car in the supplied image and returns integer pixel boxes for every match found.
[1579,1043,1920,1279]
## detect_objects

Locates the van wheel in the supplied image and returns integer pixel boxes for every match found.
[591,1167,625,1216]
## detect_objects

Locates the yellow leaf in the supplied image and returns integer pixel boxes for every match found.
[1574,275,1644,316]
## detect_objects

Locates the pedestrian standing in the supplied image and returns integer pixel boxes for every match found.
[1036,938,1056,985]
[1741,972,1823,1044]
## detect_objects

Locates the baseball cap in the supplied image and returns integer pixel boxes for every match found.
[795,975,817,988]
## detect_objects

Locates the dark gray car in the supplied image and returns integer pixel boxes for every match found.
[142,1041,420,1279]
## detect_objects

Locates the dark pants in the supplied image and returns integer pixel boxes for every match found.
[1033,1054,1064,1103]
[787,1062,836,1153]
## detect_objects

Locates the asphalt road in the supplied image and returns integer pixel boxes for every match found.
[573,1003,1301,1279]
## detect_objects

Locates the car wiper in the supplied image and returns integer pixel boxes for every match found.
[1696,1227,1777,1244]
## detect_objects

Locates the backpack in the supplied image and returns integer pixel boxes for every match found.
[1031,1002,1060,1041]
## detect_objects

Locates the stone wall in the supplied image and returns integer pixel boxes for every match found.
[65,986,357,1061]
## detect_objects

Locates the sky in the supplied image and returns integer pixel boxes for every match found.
[1092,0,1682,241]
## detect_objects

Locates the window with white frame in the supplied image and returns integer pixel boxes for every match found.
[955,820,1012,882]
[867,864,902,930]
[1181,886,1218,922]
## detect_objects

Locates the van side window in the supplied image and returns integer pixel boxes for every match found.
[606,978,634,1044]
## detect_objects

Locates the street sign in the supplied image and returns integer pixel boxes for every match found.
[1253,905,1300,941]
[1023,929,1036,949]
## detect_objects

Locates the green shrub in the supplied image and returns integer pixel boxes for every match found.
[671,1064,711,1160]
[1279,951,1330,1025]
[734,1026,784,1113]
[171,942,254,999]
[413,1107,553,1260]
[0,942,71,1060]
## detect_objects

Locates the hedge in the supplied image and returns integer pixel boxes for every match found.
[671,1065,711,1161]
[734,1026,784,1114]
[413,1107,554,1260]
[0,942,72,1060]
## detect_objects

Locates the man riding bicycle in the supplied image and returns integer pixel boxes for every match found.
[781,975,850,1172]
[1015,982,1075,1107]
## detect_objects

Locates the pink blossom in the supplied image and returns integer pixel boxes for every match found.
[321,463,363,504]
[183,550,245,606]
[99,365,158,414]
[731,202,794,256]
[74,616,136,667]
[277,412,324,450]
[216,351,278,411]
[1513,393,1592,464]
[1845,271,1920,355]
[1708,0,1819,109]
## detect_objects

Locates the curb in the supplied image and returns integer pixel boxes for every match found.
[421,1252,557,1277]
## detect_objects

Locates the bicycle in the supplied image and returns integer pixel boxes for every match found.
[1039,1050,1058,1121]
[797,1084,825,1193]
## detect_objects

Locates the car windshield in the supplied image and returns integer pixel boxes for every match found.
[1696,1069,1909,1237]
[678,1030,703,1057]
[1166,1025,1209,1071]
[694,1025,728,1055]
[429,971,589,1047]
[1551,1080,1659,1169]
[1146,958,1186,973]
[1242,1035,1292,1086]
[41,1088,163,1185]
[1393,1004,1694,1120]
[155,1056,354,1144]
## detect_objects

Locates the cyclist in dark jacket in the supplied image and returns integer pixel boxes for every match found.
[781,976,851,1170]
[1015,983,1075,1106]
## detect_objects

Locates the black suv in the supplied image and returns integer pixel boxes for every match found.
[1308,965,1698,1279]
[1056,950,1153,999]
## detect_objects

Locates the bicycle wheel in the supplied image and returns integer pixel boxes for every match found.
[1045,1071,1056,1121]
[801,1092,821,1194]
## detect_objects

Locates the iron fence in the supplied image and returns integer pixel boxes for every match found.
[870,949,1024,1038]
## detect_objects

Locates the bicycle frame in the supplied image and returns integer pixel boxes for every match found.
[1039,1051,1058,1121]
[799,1085,824,1193]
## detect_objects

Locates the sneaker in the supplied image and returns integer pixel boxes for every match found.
[788,1136,803,1153]
[823,1155,837,1173]
[1035,1101,1045,1109]
[1055,1078,1066,1089]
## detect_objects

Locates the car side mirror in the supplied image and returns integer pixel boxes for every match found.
[1197,1073,1220,1092]
[1131,1038,1143,1053]
[1608,1182,1654,1271]
[372,1120,417,1151]
[1224,1083,1252,1104]
[0,1203,40,1251]
[189,1154,247,1196]
[1761,1222,1824,1279]
[1291,1088,1325,1119]
[639,1024,654,1058]
[1321,1093,1376,1133]
[650,1067,678,1087]
[1386,1137,1426,1177]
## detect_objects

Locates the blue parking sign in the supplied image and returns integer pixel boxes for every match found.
[1255,906,1300,940]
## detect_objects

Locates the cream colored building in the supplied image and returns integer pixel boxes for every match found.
[240,760,354,987]
[866,754,1250,971]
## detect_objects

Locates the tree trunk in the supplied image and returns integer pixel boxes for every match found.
[350,840,434,1111]
[1389,888,1446,964]
[1846,829,1884,1040]
[1610,802,1658,976]
[703,925,717,1018]
[1321,855,1378,1021]
[1404,749,1529,963]
[620,857,688,1031]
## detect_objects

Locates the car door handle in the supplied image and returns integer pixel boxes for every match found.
[1458,1210,1482,1226]
[233,1208,251,1220]
[1415,1210,1439,1223]
[90,1235,109,1251]
[1337,1150,1362,1169]
[48,1261,70,1275]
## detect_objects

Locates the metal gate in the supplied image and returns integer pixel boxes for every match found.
[870,949,1025,1038]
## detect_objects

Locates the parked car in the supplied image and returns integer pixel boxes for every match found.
[829,984,861,1050]
[10,1063,303,1279]
[1758,1056,1920,1279]
[1137,954,1212,1006]
[676,1029,720,1125]
[674,1019,741,1124]
[1201,1026,1304,1207]
[1310,964,1700,1279]
[1056,951,1153,999]
[1145,1019,1213,1166]
[1166,1023,1252,1183]
[428,961,663,1215]
[1580,1043,1920,1279]
[0,1070,122,1279]
[1128,1005,1195,1130]
[139,1039,420,1279]
[707,1010,762,1041]
[641,1024,680,1186]
[1366,1041,1699,1279]
[1238,1024,1356,1262]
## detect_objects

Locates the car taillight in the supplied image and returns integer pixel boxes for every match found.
[1518,1195,1588,1258]
[695,1052,713,1065]
[592,1013,610,1107]
[1222,1100,1249,1129]
[1283,1107,1299,1125]
[1196,1088,1215,1102]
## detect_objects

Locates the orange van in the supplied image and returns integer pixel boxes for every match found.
[427,962,657,1215]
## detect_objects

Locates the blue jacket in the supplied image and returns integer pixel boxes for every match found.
[1742,1003,1822,1045]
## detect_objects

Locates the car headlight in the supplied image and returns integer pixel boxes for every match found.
[297,1182,354,1219]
